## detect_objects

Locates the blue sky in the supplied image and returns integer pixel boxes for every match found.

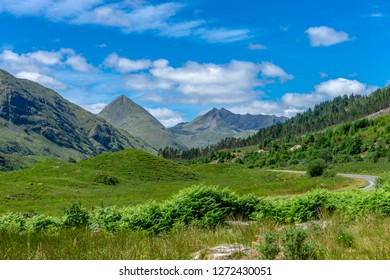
[0,0,389,127]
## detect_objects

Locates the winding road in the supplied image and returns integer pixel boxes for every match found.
[271,170,378,190]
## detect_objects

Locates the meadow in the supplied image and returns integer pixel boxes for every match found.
[0,149,388,260]
[1,184,389,260]
[0,149,357,215]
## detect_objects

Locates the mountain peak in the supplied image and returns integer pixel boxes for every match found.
[99,96,187,150]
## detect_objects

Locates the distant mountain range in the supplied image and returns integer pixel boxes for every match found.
[0,69,154,170]
[98,95,187,151]
[169,107,288,148]
[0,68,288,169]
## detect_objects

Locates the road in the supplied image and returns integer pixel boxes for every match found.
[271,170,378,190]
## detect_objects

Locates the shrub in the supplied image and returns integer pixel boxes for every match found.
[93,172,119,185]
[27,215,61,233]
[89,206,122,231]
[307,159,327,177]
[0,213,26,233]
[281,228,317,260]
[166,185,239,228]
[62,202,89,227]
[259,232,280,259]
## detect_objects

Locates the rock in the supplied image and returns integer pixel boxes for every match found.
[225,221,250,226]
[295,220,329,229]
[193,244,253,260]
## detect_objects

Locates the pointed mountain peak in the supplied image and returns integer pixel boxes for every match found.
[111,95,138,107]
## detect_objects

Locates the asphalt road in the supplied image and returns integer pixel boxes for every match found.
[271,170,378,190]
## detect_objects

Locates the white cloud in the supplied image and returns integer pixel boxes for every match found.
[195,28,250,43]
[371,13,383,17]
[15,71,67,90]
[248,43,267,50]
[0,49,94,73]
[66,55,95,72]
[148,60,263,104]
[282,78,377,109]
[230,78,378,118]
[103,53,152,73]
[146,107,185,127]
[0,1,249,44]
[123,59,292,105]
[305,26,353,47]
[229,100,285,116]
[259,62,293,82]
[79,103,107,114]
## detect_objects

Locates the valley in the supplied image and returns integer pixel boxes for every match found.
[1,69,390,261]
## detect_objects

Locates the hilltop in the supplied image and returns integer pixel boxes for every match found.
[98,95,186,150]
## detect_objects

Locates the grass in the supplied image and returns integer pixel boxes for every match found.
[0,149,357,215]
[1,214,388,260]
[335,158,390,176]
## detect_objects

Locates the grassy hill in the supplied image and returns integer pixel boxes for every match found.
[0,149,356,215]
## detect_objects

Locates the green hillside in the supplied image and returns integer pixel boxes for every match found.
[0,69,155,170]
[0,149,355,215]
[165,86,390,160]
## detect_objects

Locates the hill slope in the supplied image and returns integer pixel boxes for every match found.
[169,108,287,148]
[98,95,187,150]
[0,69,154,169]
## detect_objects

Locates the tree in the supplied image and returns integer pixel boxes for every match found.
[307,159,327,177]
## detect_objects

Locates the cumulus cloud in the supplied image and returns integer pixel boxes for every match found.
[229,78,378,118]
[305,26,353,47]
[259,62,293,82]
[282,78,377,109]
[15,71,67,90]
[0,48,94,74]
[124,59,292,105]
[66,55,95,72]
[79,103,108,114]
[146,107,185,127]
[103,53,152,73]
[0,1,250,44]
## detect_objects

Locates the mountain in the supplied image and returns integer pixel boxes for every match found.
[169,108,288,148]
[98,95,187,150]
[0,69,154,170]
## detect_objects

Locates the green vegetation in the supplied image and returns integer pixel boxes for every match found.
[164,115,390,175]
[1,185,389,260]
[161,87,390,160]
[0,69,155,171]
[0,149,357,215]
[307,159,328,177]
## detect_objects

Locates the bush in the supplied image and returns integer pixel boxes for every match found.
[62,202,89,227]
[93,172,119,185]
[0,213,26,233]
[281,229,317,260]
[259,232,280,259]
[90,206,122,231]
[27,215,61,233]
[307,159,327,177]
